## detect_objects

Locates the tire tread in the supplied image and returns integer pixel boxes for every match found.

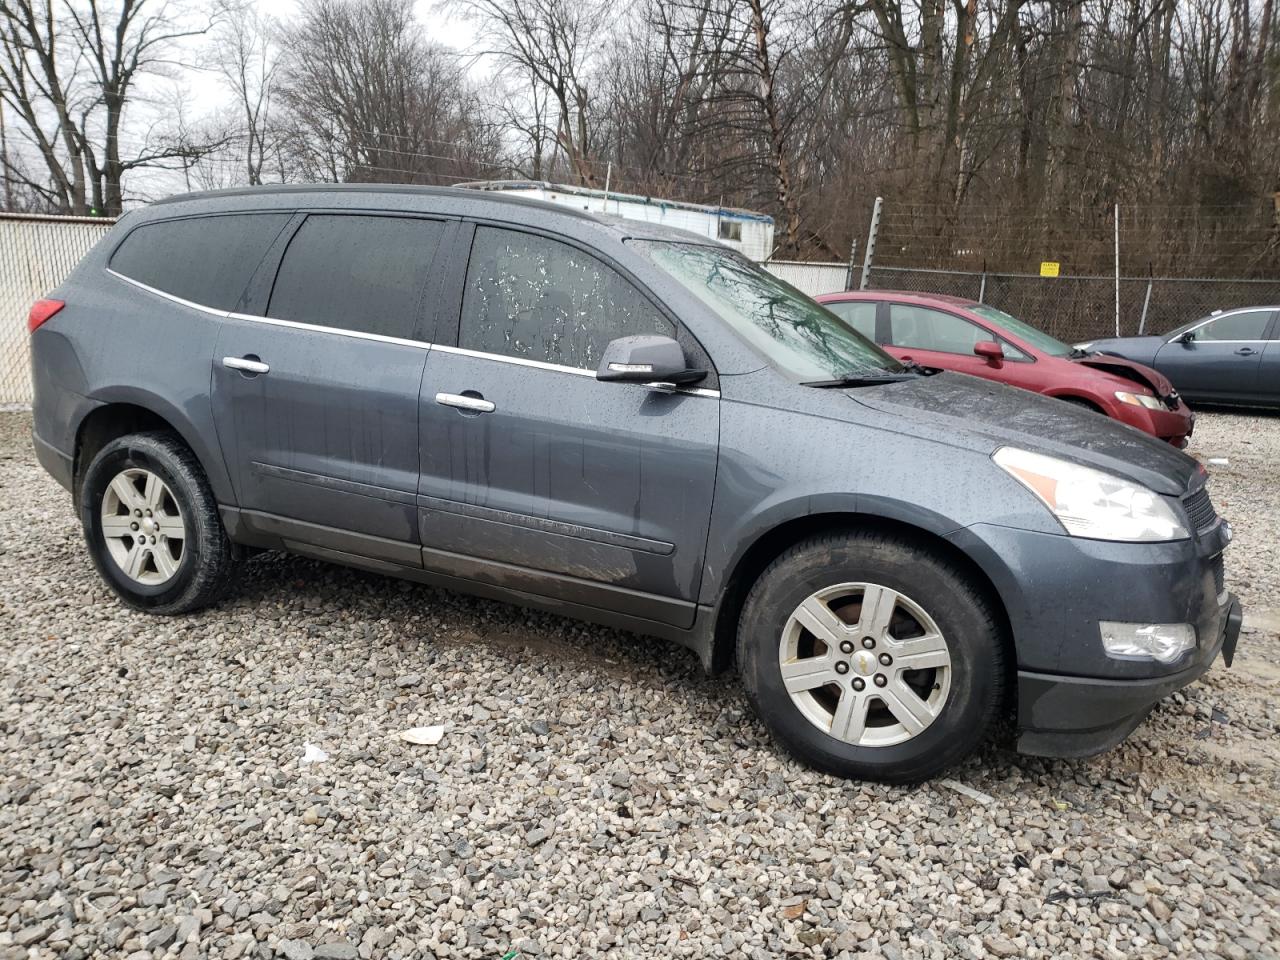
[736,528,1007,783]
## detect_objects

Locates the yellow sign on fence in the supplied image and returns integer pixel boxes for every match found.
[1039,261,1061,277]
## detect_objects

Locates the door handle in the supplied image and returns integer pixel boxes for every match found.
[435,392,495,414]
[223,355,270,375]
[1234,347,1257,356]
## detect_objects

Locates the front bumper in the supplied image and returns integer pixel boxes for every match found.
[1109,399,1195,447]
[1016,594,1241,757]
[947,518,1238,758]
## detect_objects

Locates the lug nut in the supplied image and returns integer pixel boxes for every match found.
[834,661,849,675]
[874,674,887,687]
[150,536,157,544]
[130,522,139,531]
[861,637,875,649]
[145,509,152,517]
[839,640,854,654]
[879,653,893,666]
[851,678,865,691]
[134,509,142,517]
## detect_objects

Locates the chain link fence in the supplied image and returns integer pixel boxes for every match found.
[3,215,1277,405]
[763,257,1280,344]
[865,266,1280,343]
[1,214,115,405]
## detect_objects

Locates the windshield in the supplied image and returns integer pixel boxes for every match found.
[633,240,901,380]
[969,304,1072,357]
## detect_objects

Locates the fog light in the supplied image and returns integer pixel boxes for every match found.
[1099,621,1196,663]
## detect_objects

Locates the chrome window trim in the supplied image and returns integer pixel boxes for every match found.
[224,311,431,350]
[432,343,595,377]
[109,267,433,350]
[107,267,720,396]
[1165,308,1274,345]
[433,344,720,397]
[107,268,229,318]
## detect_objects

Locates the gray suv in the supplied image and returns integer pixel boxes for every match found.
[28,185,1242,782]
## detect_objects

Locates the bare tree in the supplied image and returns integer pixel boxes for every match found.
[0,0,221,214]
[457,0,605,185]
[277,0,504,185]
[209,0,279,185]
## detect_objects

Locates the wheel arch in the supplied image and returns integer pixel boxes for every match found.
[73,389,234,508]
[706,509,1014,682]
[1042,389,1106,413]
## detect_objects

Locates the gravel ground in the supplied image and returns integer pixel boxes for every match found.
[1,409,1277,960]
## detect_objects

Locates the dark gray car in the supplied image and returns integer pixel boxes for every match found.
[27,185,1242,782]
[1079,307,1280,409]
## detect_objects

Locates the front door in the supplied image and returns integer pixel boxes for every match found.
[1154,309,1273,403]
[211,213,449,559]
[417,225,719,627]
[881,302,1037,386]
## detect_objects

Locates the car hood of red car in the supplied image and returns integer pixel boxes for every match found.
[1072,354,1178,401]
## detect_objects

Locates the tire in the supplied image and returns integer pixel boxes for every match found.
[736,530,1005,783]
[79,431,240,614]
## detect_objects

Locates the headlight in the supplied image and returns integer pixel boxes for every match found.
[993,447,1189,542]
[1114,391,1165,411]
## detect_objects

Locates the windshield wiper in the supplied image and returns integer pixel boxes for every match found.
[1068,347,1092,359]
[801,371,916,388]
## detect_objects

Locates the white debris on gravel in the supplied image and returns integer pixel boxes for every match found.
[1,409,1278,960]
[937,779,995,806]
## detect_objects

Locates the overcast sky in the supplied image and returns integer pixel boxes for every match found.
[1,0,484,208]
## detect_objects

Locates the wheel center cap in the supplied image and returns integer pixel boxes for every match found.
[141,518,158,535]
[851,651,877,676]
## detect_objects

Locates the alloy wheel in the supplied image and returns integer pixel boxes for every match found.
[100,468,186,585]
[778,582,952,747]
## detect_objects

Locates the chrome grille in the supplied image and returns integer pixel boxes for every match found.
[1184,487,1218,531]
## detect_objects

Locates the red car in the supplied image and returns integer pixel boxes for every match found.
[816,291,1195,447]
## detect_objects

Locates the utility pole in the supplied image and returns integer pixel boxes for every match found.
[0,104,13,212]
[844,238,858,290]
[1114,202,1121,337]
[859,196,883,290]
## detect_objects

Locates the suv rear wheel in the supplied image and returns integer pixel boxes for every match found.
[80,431,240,614]
[737,530,1005,782]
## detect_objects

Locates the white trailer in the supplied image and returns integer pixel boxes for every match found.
[459,180,775,262]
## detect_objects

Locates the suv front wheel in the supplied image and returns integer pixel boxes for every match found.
[737,530,1006,782]
[79,431,241,614]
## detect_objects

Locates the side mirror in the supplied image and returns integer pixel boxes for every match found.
[973,340,1004,364]
[596,335,706,385]
[1178,330,1196,344]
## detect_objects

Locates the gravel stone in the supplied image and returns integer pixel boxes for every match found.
[1,409,1278,960]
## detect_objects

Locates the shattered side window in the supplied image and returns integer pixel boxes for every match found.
[459,226,674,369]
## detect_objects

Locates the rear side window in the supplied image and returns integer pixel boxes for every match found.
[110,214,289,310]
[459,226,673,369]
[267,215,445,339]
[825,300,877,341]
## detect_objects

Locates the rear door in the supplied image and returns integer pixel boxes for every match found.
[211,213,450,561]
[1153,309,1272,403]
[416,224,720,627]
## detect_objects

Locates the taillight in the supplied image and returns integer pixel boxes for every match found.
[27,298,65,334]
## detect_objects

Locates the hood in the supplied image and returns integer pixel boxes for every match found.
[847,372,1197,495]
[1082,335,1164,366]
[1072,354,1178,402]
